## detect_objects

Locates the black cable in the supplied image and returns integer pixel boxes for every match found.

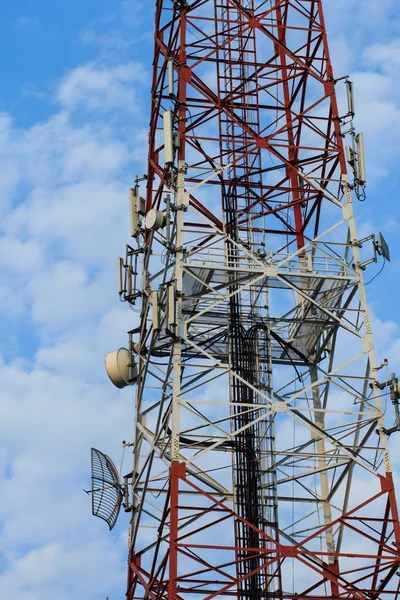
[365,258,386,286]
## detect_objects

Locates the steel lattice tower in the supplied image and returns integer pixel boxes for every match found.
[111,1,400,598]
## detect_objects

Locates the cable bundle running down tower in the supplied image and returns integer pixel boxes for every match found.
[100,1,400,598]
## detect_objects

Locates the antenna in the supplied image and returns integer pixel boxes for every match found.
[345,145,355,167]
[163,111,174,165]
[377,232,391,262]
[152,289,160,331]
[356,132,366,185]
[129,188,145,237]
[346,79,355,116]
[117,258,124,295]
[105,348,137,388]
[168,60,174,97]
[89,448,123,530]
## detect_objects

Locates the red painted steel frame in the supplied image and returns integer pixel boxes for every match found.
[127,0,400,598]
[144,0,348,251]
[127,462,400,599]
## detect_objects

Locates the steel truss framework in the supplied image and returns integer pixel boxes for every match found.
[121,1,400,599]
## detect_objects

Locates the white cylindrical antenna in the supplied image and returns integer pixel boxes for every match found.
[151,290,160,331]
[346,80,355,116]
[129,189,146,237]
[168,283,176,330]
[356,132,366,185]
[130,188,139,236]
[168,60,174,96]
[123,476,130,509]
[118,257,124,295]
[345,145,354,166]
[127,267,132,296]
[165,194,171,243]
[163,111,174,165]
[307,252,313,272]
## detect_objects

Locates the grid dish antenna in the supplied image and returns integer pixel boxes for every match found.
[90,448,123,530]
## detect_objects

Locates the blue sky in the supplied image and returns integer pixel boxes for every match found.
[1,1,400,599]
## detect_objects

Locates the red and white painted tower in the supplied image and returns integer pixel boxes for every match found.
[101,1,400,598]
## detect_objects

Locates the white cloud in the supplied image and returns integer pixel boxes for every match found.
[27,261,103,329]
[16,16,43,30]
[36,339,97,374]
[0,538,125,600]
[364,39,400,67]
[57,62,147,113]
[324,0,397,42]
[0,57,144,599]
[0,237,43,272]
[0,355,133,598]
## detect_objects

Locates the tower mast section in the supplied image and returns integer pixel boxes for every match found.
[101,2,400,599]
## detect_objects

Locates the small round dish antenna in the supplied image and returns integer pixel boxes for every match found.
[105,348,137,389]
[145,209,166,231]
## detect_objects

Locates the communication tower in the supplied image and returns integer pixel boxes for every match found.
[94,1,400,598]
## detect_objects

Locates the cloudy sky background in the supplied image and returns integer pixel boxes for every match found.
[1,0,400,598]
